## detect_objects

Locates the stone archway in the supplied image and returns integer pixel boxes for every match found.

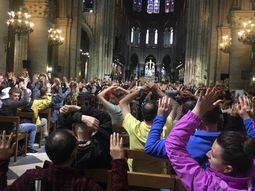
[144,55,156,81]
[81,21,94,79]
[130,53,139,79]
[162,55,171,81]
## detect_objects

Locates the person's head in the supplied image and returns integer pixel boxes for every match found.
[45,129,77,165]
[0,73,4,83]
[207,131,255,177]
[202,107,223,132]
[39,73,48,83]
[9,87,21,101]
[142,100,158,122]
[40,87,47,97]
[109,89,124,105]
[72,123,93,142]
[182,100,196,115]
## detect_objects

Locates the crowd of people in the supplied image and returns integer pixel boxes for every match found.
[0,70,255,190]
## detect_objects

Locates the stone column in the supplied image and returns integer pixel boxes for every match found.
[13,35,28,73]
[230,10,254,89]
[56,17,69,77]
[0,0,9,72]
[24,0,49,74]
[214,26,231,81]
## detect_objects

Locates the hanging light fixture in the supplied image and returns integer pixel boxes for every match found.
[220,35,231,53]
[6,8,34,35]
[48,27,64,46]
[238,20,255,45]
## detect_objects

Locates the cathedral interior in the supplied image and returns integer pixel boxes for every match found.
[1,0,255,89]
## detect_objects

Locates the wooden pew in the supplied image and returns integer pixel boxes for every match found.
[87,149,186,191]
[0,116,27,162]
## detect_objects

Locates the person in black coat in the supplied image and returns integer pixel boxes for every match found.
[59,105,113,169]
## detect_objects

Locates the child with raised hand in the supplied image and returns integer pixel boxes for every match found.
[165,88,255,191]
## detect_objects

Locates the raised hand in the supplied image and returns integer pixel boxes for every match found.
[157,96,172,117]
[110,133,124,160]
[192,88,222,117]
[236,96,251,119]
[247,96,255,121]
[60,105,81,114]
[0,131,15,160]
[81,115,100,129]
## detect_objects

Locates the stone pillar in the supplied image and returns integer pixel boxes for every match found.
[13,35,28,73]
[56,17,69,77]
[214,26,231,82]
[184,0,211,86]
[230,10,254,89]
[0,0,9,72]
[52,0,81,79]
[91,0,116,80]
[24,0,49,74]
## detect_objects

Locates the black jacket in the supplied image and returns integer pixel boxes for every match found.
[59,106,112,169]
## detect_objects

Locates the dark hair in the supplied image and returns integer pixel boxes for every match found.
[223,115,245,132]
[40,87,47,97]
[202,107,222,125]
[182,100,196,115]
[45,129,77,165]
[217,131,255,177]
[142,100,158,122]
[111,89,125,99]
[8,87,21,96]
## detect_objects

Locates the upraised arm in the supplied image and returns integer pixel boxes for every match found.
[110,133,128,191]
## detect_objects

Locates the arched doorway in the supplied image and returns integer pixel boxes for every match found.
[162,55,171,81]
[144,55,156,81]
[130,54,139,80]
[80,29,90,79]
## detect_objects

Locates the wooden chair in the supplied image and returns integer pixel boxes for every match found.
[0,116,27,162]
[16,109,43,148]
[87,149,186,191]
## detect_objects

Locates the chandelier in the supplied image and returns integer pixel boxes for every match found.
[48,28,64,46]
[220,35,231,53]
[6,9,34,35]
[238,20,255,45]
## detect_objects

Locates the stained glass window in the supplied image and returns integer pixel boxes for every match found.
[146,29,150,44]
[163,27,174,47]
[133,0,143,12]
[153,0,160,14]
[154,29,158,44]
[147,0,154,14]
[165,0,174,13]
[131,27,141,46]
[170,27,174,44]
[131,27,135,43]
[82,0,94,13]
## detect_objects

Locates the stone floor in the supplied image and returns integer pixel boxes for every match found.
[7,144,49,185]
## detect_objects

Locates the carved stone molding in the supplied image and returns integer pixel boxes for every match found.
[217,26,231,33]
[81,16,93,33]
[24,0,49,18]
[230,10,255,28]
[56,18,69,26]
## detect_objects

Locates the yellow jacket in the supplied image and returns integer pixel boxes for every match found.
[31,96,51,126]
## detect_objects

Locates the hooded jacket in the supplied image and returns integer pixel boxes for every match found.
[165,111,255,191]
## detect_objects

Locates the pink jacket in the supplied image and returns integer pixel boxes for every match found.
[165,111,255,191]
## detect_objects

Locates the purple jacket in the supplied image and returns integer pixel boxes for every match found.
[165,111,255,191]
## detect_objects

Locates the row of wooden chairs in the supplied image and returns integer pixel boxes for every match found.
[87,149,186,191]
[0,116,27,162]
[0,108,52,162]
